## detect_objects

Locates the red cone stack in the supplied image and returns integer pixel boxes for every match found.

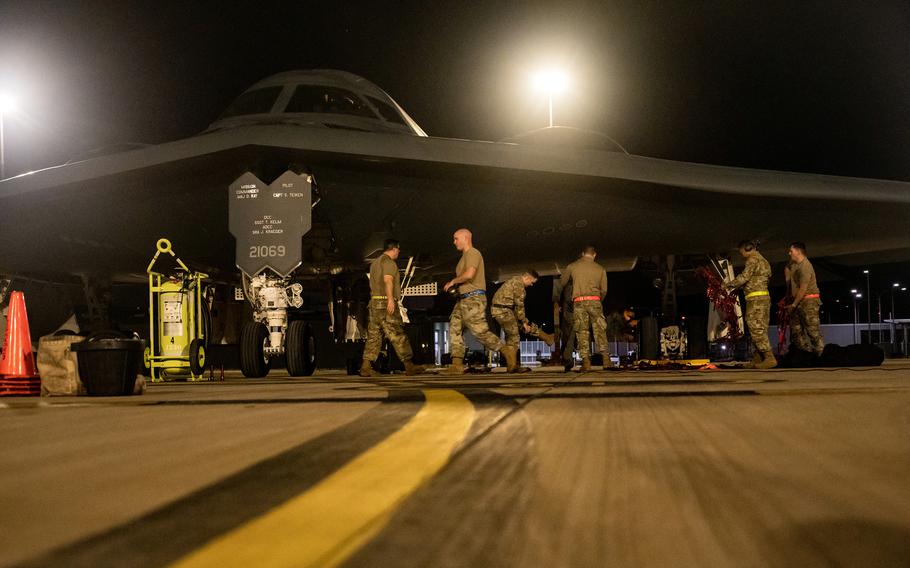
[0,291,41,396]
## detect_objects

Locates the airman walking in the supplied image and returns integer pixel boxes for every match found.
[443,229,518,373]
[359,239,425,377]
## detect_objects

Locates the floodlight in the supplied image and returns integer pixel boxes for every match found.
[533,70,568,94]
[532,70,569,128]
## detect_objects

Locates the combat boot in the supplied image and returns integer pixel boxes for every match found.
[579,356,592,372]
[537,331,555,347]
[509,363,532,374]
[601,353,616,369]
[756,351,777,369]
[404,360,426,376]
[441,357,465,374]
[359,359,376,377]
[501,345,519,372]
[743,350,762,368]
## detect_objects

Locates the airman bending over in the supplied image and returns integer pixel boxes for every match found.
[443,229,518,373]
[558,245,612,372]
[359,239,425,377]
[725,240,776,369]
[491,270,555,373]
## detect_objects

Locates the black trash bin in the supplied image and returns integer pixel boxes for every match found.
[72,336,145,396]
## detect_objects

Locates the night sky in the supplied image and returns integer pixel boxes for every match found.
[1,1,909,182]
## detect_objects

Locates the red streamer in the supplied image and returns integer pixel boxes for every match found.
[696,266,741,341]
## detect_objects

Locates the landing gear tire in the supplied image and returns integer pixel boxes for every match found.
[189,338,206,376]
[286,320,316,377]
[240,321,271,378]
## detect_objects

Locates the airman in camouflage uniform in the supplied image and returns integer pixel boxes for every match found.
[552,279,576,371]
[360,239,425,377]
[443,229,518,373]
[557,245,611,372]
[725,240,775,368]
[786,241,824,355]
[491,270,555,373]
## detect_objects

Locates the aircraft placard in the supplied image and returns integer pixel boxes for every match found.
[228,171,312,277]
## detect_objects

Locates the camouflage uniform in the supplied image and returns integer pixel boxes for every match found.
[450,247,504,358]
[789,258,824,354]
[552,280,575,361]
[558,257,609,359]
[492,276,544,349]
[363,254,414,363]
[727,251,773,353]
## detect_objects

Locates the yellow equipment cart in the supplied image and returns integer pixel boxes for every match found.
[145,238,210,381]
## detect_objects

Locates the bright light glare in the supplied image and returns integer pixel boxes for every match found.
[0,93,16,113]
[894,283,900,287]
[533,70,568,94]
[863,269,870,274]
[850,289,858,294]
[856,293,863,298]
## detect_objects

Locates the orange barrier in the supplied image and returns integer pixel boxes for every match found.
[0,291,41,396]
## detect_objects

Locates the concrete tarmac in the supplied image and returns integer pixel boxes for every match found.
[2,360,909,567]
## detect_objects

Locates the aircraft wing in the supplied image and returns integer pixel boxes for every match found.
[2,124,909,281]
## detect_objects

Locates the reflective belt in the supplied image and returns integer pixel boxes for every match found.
[573,296,600,302]
[460,290,486,299]
[804,293,820,299]
[371,295,388,300]
[745,290,769,299]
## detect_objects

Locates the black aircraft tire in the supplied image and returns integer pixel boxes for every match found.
[286,321,317,377]
[240,321,271,378]
[189,338,206,376]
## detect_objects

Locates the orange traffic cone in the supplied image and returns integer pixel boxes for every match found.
[0,291,40,396]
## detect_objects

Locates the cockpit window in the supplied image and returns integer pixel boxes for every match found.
[285,86,378,118]
[219,86,283,119]
[366,96,407,125]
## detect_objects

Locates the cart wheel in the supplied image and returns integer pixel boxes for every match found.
[286,321,316,377]
[189,338,206,376]
[143,346,152,370]
[201,301,213,350]
[240,321,271,378]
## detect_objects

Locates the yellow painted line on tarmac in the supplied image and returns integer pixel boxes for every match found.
[170,389,475,568]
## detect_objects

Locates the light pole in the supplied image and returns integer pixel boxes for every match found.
[0,92,16,180]
[863,270,871,343]
[533,70,568,128]
[892,283,901,350]
[850,288,862,343]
